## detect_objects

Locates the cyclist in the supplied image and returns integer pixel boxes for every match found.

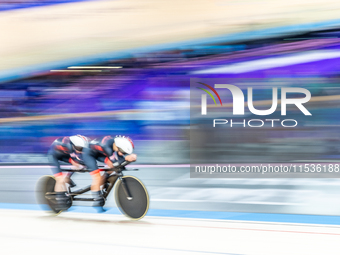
[48,135,89,210]
[82,135,137,207]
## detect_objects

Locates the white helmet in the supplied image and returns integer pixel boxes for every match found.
[69,135,89,151]
[114,135,134,155]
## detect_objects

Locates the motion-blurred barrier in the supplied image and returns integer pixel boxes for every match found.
[0,140,189,164]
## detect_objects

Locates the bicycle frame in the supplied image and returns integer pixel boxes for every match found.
[61,161,137,202]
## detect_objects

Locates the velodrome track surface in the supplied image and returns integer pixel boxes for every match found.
[1,165,340,254]
[1,210,340,255]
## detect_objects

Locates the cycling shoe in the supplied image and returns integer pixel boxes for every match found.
[54,192,71,211]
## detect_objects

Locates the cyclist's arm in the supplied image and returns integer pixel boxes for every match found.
[101,144,136,167]
[69,158,84,169]
[103,152,128,169]
[104,157,114,169]
[101,143,116,168]
[101,143,113,158]
[125,154,137,162]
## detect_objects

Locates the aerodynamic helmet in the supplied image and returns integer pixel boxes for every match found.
[114,135,134,155]
[69,135,89,151]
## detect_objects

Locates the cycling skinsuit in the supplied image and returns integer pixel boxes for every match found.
[82,135,127,175]
[48,137,85,177]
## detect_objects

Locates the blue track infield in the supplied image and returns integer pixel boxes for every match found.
[1,203,340,225]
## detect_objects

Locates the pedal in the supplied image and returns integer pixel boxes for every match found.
[45,192,57,201]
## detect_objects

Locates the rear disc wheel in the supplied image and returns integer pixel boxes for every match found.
[36,175,71,215]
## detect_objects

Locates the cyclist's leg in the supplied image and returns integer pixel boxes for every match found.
[48,150,67,192]
[47,150,70,210]
[82,148,105,206]
[58,155,74,185]
[95,156,111,187]
[82,148,102,190]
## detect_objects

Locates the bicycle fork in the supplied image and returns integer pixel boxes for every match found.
[120,177,133,200]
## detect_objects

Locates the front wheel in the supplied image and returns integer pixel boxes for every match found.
[114,176,149,220]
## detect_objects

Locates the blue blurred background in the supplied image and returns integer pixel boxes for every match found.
[2,20,340,163]
[0,0,340,164]
[3,0,340,218]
